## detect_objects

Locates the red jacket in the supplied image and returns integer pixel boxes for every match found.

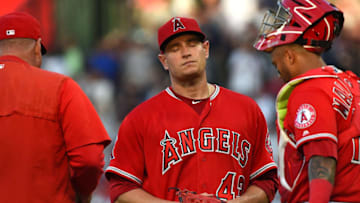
[0,55,111,202]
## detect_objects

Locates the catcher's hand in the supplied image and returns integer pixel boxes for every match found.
[169,188,226,203]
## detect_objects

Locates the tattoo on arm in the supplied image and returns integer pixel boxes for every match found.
[308,156,336,184]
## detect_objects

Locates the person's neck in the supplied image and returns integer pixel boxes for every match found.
[0,51,39,67]
[295,53,327,77]
[171,79,214,100]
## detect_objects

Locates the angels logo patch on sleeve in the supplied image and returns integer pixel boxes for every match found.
[294,104,316,129]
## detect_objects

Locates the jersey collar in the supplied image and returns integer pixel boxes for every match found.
[165,84,220,101]
[0,55,29,65]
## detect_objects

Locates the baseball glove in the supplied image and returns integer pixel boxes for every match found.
[169,188,226,203]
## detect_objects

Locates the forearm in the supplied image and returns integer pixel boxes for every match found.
[308,155,336,183]
[249,170,278,202]
[115,188,178,203]
[227,185,269,203]
[308,155,336,203]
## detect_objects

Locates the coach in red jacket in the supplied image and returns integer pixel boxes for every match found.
[0,12,111,203]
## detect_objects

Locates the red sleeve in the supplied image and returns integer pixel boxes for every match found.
[287,87,337,148]
[108,174,141,203]
[302,139,338,161]
[68,143,106,195]
[59,78,111,150]
[250,105,277,182]
[59,78,111,195]
[250,169,278,202]
[105,113,145,184]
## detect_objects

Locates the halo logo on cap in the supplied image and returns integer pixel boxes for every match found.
[172,17,186,32]
[158,17,206,52]
[6,30,15,36]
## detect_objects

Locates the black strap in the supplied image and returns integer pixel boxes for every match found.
[295,38,332,49]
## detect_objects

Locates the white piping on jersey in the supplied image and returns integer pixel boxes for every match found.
[249,162,277,180]
[210,85,220,100]
[296,133,338,148]
[284,155,306,192]
[106,166,142,185]
[278,128,295,191]
[165,88,181,101]
[165,85,220,101]
[111,135,119,160]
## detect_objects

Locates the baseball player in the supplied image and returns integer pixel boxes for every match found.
[105,17,278,203]
[0,12,111,203]
[254,0,360,202]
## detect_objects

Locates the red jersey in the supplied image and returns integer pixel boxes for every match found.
[0,56,111,202]
[106,85,277,201]
[276,66,360,202]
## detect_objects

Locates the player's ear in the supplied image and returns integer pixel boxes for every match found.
[32,38,42,68]
[34,38,42,56]
[158,54,169,71]
[202,40,210,59]
[284,47,296,65]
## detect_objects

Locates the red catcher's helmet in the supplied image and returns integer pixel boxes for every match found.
[254,0,344,53]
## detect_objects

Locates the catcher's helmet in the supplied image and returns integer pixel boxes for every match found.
[254,0,344,53]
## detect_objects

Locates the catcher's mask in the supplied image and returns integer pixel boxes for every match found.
[254,0,344,54]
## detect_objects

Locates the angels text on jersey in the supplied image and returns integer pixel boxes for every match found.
[160,127,251,175]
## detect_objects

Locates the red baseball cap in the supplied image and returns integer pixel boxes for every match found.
[158,17,206,52]
[0,12,47,55]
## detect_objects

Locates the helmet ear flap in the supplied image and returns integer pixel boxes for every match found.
[332,12,344,37]
[333,22,341,36]
[295,12,344,53]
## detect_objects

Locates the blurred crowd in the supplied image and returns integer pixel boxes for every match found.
[38,0,360,202]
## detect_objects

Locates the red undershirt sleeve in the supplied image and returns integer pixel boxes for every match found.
[250,169,278,201]
[302,139,338,162]
[108,174,141,203]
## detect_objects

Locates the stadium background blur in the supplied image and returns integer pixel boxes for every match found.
[2,0,360,202]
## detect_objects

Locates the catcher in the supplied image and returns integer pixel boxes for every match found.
[254,0,360,202]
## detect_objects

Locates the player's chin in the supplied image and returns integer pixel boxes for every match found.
[179,71,202,81]
[181,63,199,71]
[182,66,201,74]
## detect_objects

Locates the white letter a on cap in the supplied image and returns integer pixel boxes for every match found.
[172,17,185,32]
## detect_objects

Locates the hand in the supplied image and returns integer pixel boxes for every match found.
[225,185,269,203]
